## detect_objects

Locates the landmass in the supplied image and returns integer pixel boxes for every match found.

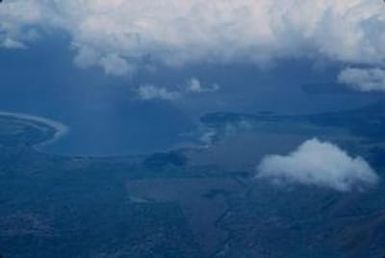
[1,103,385,257]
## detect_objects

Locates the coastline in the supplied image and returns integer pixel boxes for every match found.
[0,111,69,146]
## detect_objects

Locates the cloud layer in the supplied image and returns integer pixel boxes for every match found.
[256,139,378,192]
[1,0,385,76]
[338,67,385,92]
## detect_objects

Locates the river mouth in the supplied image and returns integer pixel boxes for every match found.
[37,105,197,157]
[0,109,197,158]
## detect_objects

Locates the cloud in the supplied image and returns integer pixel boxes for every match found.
[186,78,220,93]
[1,0,385,76]
[1,37,26,49]
[99,54,135,76]
[136,78,219,101]
[137,85,180,101]
[0,1,42,47]
[338,67,385,92]
[256,139,378,192]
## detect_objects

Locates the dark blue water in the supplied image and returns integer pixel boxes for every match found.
[0,35,382,156]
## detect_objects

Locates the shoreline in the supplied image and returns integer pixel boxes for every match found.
[0,111,69,146]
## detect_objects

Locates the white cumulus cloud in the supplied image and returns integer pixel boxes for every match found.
[186,78,220,93]
[338,67,385,92]
[136,78,219,101]
[256,139,378,192]
[1,0,385,76]
[137,85,180,101]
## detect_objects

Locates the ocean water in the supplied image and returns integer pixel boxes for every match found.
[0,36,382,156]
